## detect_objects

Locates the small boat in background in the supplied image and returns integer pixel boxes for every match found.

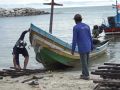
[29,24,109,70]
[100,0,120,35]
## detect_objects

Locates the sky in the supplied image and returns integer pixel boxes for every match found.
[0,0,115,4]
[0,0,118,8]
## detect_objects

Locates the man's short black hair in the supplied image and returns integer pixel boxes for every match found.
[93,25,99,29]
[74,14,82,22]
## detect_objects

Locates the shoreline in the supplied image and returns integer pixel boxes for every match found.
[0,70,98,90]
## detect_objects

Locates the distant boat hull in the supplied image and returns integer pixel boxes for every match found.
[104,27,120,35]
[29,24,108,70]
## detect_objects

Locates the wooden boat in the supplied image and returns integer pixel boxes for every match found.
[29,24,109,70]
[100,0,120,35]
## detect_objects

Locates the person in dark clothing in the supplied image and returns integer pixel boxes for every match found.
[92,25,99,38]
[71,14,93,80]
[12,30,30,69]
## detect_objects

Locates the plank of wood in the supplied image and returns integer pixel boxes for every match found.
[95,69,120,73]
[91,71,120,75]
[21,76,44,83]
[100,75,120,79]
[98,66,120,70]
[0,68,47,78]
[93,79,120,85]
[104,63,120,66]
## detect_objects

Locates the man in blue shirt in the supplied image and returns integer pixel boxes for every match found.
[71,14,93,80]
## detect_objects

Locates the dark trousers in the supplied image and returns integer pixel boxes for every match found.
[80,52,89,77]
[13,47,29,65]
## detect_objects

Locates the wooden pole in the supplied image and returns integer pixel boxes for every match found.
[44,0,63,34]
[49,0,54,34]
[116,0,119,23]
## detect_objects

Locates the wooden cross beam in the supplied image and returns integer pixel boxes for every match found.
[44,0,63,34]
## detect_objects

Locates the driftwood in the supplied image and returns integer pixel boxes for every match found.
[92,69,120,79]
[94,86,120,90]
[21,74,53,83]
[92,62,120,90]
[22,76,44,83]
[104,63,120,66]
[94,84,120,90]
[91,71,120,76]
[0,68,47,78]
[94,84,101,90]
[101,75,120,79]
[93,79,120,86]
[98,66,120,70]
[95,69,120,73]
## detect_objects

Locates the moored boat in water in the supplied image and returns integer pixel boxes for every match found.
[29,24,109,70]
[100,0,120,35]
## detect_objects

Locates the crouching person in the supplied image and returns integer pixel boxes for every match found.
[12,29,30,69]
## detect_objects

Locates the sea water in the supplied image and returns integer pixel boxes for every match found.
[0,6,120,70]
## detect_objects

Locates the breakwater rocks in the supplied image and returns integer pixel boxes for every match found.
[0,8,49,17]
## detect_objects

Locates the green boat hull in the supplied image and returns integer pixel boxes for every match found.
[35,47,78,69]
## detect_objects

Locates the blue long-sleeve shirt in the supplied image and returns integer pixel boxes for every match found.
[72,22,93,53]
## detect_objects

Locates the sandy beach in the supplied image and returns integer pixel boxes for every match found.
[0,70,99,90]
